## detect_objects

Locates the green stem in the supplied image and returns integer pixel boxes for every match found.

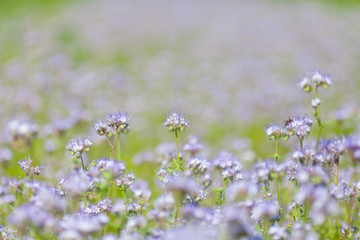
[107,180,112,200]
[335,162,341,238]
[113,181,116,202]
[275,138,282,227]
[336,218,341,239]
[117,132,121,161]
[69,197,73,214]
[105,135,114,159]
[175,199,181,225]
[112,132,118,159]
[315,88,322,151]
[123,188,127,210]
[84,193,87,208]
[300,139,303,151]
[80,155,85,172]
[175,130,181,171]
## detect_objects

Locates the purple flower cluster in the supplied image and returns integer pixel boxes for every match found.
[164,113,188,132]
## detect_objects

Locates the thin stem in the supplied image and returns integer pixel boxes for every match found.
[336,218,341,239]
[347,188,356,225]
[104,135,113,149]
[113,181,116,202]
[107,180,112,200]
[69,197,73,214]
[175,130,180,171]
[80,155,85,172]
[300,139,303,151]
[315,88,322,151]
[117,132,121,161]
[112,132,118,159]
[275,138,282,227]
[174,199,181,225]
[123,188,127,209]
[84,193,87,208]
[335,162,341,237]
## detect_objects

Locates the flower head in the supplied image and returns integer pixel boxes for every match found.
[285,115,313,140]
[116,172,136,189]
[299,77,313,93]
[18,157,41,177]
[188,157,210,176]
[310,71,331,89]
[93,120,111,136]
[164,113,188,132]
[66,137,92,157]
[312,98,321,108]
[299,71,331,92]
[265,123,289,141]
[106,111,130,133]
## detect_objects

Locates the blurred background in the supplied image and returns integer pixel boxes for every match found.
[0,0,360,177]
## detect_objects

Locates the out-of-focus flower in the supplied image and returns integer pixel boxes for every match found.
[300,71,331,93]
[6,119,38,148]
[226,181,258,202]
[213,151,242,182]
[59,213,108,239]
[345,134,360,163]
[165,176,197,195]
[299,77,313,93]
[116,172,135,189]
[251,200,279,221]
[18,157,41,179]
[125,216,146,232]
[310,71,331,89]
[8,203,56,233]
[63,170,93,197]
[312,98,321,109]
[183,135,203,157]
[0,148,12,163]
[269,223,288,240]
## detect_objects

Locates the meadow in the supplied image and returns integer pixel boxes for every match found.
[1,0,360,239]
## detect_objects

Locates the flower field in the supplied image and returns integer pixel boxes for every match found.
[1,0,360,239]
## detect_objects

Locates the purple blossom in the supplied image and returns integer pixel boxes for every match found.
[164,113,188,132]
[106,111,130,133]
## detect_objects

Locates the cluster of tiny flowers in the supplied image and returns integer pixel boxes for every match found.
[92,120,111,136]
[106,111,130,133]
[116,172,136,189]
[164,113,188,132]
[66,137,92,157]
[91,157,126,178]
[265,123,290,141]
[299,71,332,92]
[187,157,210,175]
[291,147,315,166]
[285,115,313,140]
[213,151,242,182]
[17,157,41,177]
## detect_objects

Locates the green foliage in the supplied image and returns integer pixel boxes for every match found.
[213,187,225,206]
